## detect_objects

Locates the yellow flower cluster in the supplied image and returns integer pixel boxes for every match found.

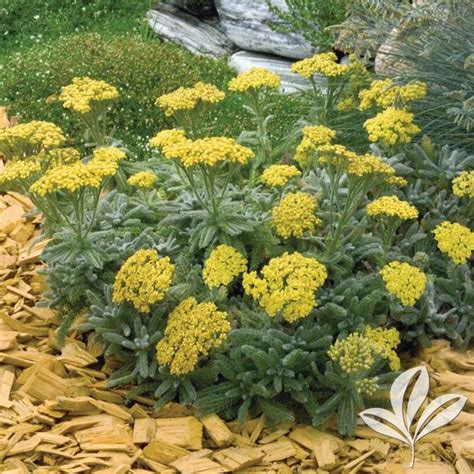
[30,162,101,196]
[0,160,41,187]
[45,147,81,167]
[433,221,474,265]
[173,137,255,168]
[359,79,427,111]
[291,52,348,79]
[87,147,126,179]
[367,195,418,220]
[364,326,401,371]
[294,125,336,165]
[156,297,231,376]
[355,377,379,396]
[112,249,174,313]
[149,129,190,159]
[347,153,398,179]
[380,261,427,306]
[156,82,225,116]
[317,143,358,168]
[452,171,474,198]
[329,327,401,374]
[328,333,376,373]
[127,171,157,188]
[242,252,327,323]
[272,192,321,239]
[228,68,281,92]
[59,77,119,114]
[364,107,420,145]
[261,164,301,187]
[0,121,66,154]
[30,147,125,196]
[203,244,247,288]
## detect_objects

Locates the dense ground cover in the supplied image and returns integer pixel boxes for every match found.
[0,0,472,440]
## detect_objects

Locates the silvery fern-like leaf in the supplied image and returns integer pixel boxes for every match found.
[414,393,467,442]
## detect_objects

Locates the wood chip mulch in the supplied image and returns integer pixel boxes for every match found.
[0,183,473,473]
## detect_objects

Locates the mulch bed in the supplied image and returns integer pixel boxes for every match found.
[0,192,473,473]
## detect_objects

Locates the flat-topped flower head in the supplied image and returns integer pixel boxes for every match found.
[87,147,126,179]
[112,249,174,313]
[0,159,41,188]
[294,125,336,165]
[30,162,101,196]
[228,67,281,92]
[272,192,321,239]
[359,79,427,111]
[149,129,191,159]
[59,77,119,114]
[364,107,420,145]
[243,252,327,323]
[346,153,396,178]
[127,171,157,188]
[433,221,474,264]
[156,82,225,116]
[364,326,401,371]
[44,147,81,167]
[367,195,418,220]
[156,297,230,376]
[261,164,301,187]
[175,137,254,168]
[452,171,474,198]
[203,244,247,288]
[291,52,348,79]
[0,121,66,158]
[328,333,375,374]
[317,143,358,168]
[380,261,427,307]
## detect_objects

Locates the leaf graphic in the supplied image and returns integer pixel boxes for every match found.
[359,407,410,445]
[405,366,429,429]
[390,366,427,435]
[414,394,467,442]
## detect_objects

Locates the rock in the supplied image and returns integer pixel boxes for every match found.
[229,51,325,94]
[165,0,216,17]
[215,0,316,59]
[147,5,234,58]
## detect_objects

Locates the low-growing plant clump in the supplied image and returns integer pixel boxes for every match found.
[0,51,472,436]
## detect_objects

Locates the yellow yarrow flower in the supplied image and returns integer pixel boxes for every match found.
[127,171,157,188]
[0,121,66,157]
[452,171,474,198]
[380,261,427,307]
[0,159,41,187]
[359,79,427,111]
[272,192,321,239]
[44,147,81,167]
[294,125,336,165]
[261,164,301,187]
[87,147,126,180]
[30,162,101,196]
[242,252,327,323]
[433,221,474,265]
[112,249,174,313]
[329,327,401,374]
[367,196,418,220]
[317,143,358,168]
[59,77,119,114]
[156,297,231,376]
[149,129,191,159]
[364,107,420,145]
[156,82,225,117]
[346,153,396,178]
[328,333,375,374]
[203,244,247,288]
[291,52,348,79]
[228,67,281,92]
[364,326,401,371]
[173,137,254,168]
